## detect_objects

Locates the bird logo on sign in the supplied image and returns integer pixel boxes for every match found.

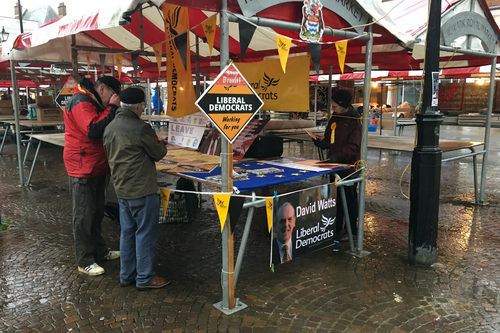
[262,73,280,92]
[216,198,227,209]
[320,215,335,232]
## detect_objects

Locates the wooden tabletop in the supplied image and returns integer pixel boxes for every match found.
[271,133,483,153]
[28,133,65,147]
[2,119,65,127]
[367,135,483,152]
[0,115,16,122]
[19,120,65,127]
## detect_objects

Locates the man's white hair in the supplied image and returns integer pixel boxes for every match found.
[120,102,142,109]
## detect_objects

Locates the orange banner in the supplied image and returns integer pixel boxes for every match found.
[163,4,198,118]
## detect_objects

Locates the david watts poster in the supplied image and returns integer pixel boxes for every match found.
[271,183,337,265]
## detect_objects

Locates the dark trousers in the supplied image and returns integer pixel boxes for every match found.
[336,185,359,235]
[69,176,108,267]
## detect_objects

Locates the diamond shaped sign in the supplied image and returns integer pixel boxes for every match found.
[195,63,264,144]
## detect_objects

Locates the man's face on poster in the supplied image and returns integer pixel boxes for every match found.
[275,203,296,243]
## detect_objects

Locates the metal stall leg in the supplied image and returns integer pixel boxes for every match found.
[197,182,202,208]
[25,140,42,186]
[0,124,10,154]
[339,184,355,253]
[234,192,256,288]
[472,148,478,204]
[23,128,34,165]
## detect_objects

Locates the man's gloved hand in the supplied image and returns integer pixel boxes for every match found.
[312,138,322,147]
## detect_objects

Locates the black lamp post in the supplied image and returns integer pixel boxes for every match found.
[1,27,9,43]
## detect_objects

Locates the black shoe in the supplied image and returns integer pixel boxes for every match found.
[120,280,135,287]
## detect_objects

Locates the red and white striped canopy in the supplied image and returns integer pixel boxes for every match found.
[1,0,416,78]
[1,0,499,80]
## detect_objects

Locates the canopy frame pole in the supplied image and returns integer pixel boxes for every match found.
[314,85,318,125]
[10,60,25,187]
[228,13,369,40]
[393,78,399,136]
[146,78,151,124]
[479,54,497,204]
[71,35,79,81]
[213,0,246,316]
[347,24,372,258]
[327,66,332,118]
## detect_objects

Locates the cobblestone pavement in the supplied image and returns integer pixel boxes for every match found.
[1,126,500,332]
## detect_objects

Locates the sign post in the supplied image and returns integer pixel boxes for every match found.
[195,62,263,314]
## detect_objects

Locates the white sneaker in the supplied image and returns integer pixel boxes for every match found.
[101,251,120,261]
[78,263,105,276]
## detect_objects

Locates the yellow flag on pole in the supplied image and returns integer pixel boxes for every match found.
[114,54,123,79]
[335,41,348,74]
[214,194,231,232]
[153,44,163,76]
[276,35,292,73]
[86,52,91,74]
[202,15,217,56]
[266,198,273,233]
[163,4,198,118]
[160,189,171,218]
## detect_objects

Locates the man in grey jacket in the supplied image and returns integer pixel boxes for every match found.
[103,87,168,290]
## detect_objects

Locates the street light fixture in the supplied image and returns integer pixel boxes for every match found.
[1,27,9,43]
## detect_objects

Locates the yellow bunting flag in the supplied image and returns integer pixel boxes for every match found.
[335,41,348,74]
[163,4,198,118]
[266,198,273,233]
[214,194,231,232]
[86,52,91,73]
[330,122,337,144]
[202,15,217,56]
[160,189,171,218]
[114,54,123,79]
[153,44,163,76]
[276,35,292,73]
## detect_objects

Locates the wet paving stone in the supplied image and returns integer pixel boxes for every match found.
[1,126,500,332]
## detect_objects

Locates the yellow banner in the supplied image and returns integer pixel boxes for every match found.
[214,194,231,232]
[153,44,163,76]
[202,15,217,56]
[276,35,292,73]
[236,56,309,112]
[86,52,91,74]
[114,54,123,79]
[266,198,273,233]
[163,4,198,118]
[335,41,348,74]
[160,189,171,217]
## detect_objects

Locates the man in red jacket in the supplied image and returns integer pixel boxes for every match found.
[64,76,122,276]
[313,90,361,241]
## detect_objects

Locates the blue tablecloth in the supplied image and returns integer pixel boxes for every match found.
[177,160,348,192]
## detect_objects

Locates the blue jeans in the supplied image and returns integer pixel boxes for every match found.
[118,194,159,286]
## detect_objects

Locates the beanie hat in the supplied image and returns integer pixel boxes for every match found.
[332,90,352,108]
[119,87,145,104]
[97,76,121,95]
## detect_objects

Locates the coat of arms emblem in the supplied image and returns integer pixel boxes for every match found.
[300,0,325,43]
